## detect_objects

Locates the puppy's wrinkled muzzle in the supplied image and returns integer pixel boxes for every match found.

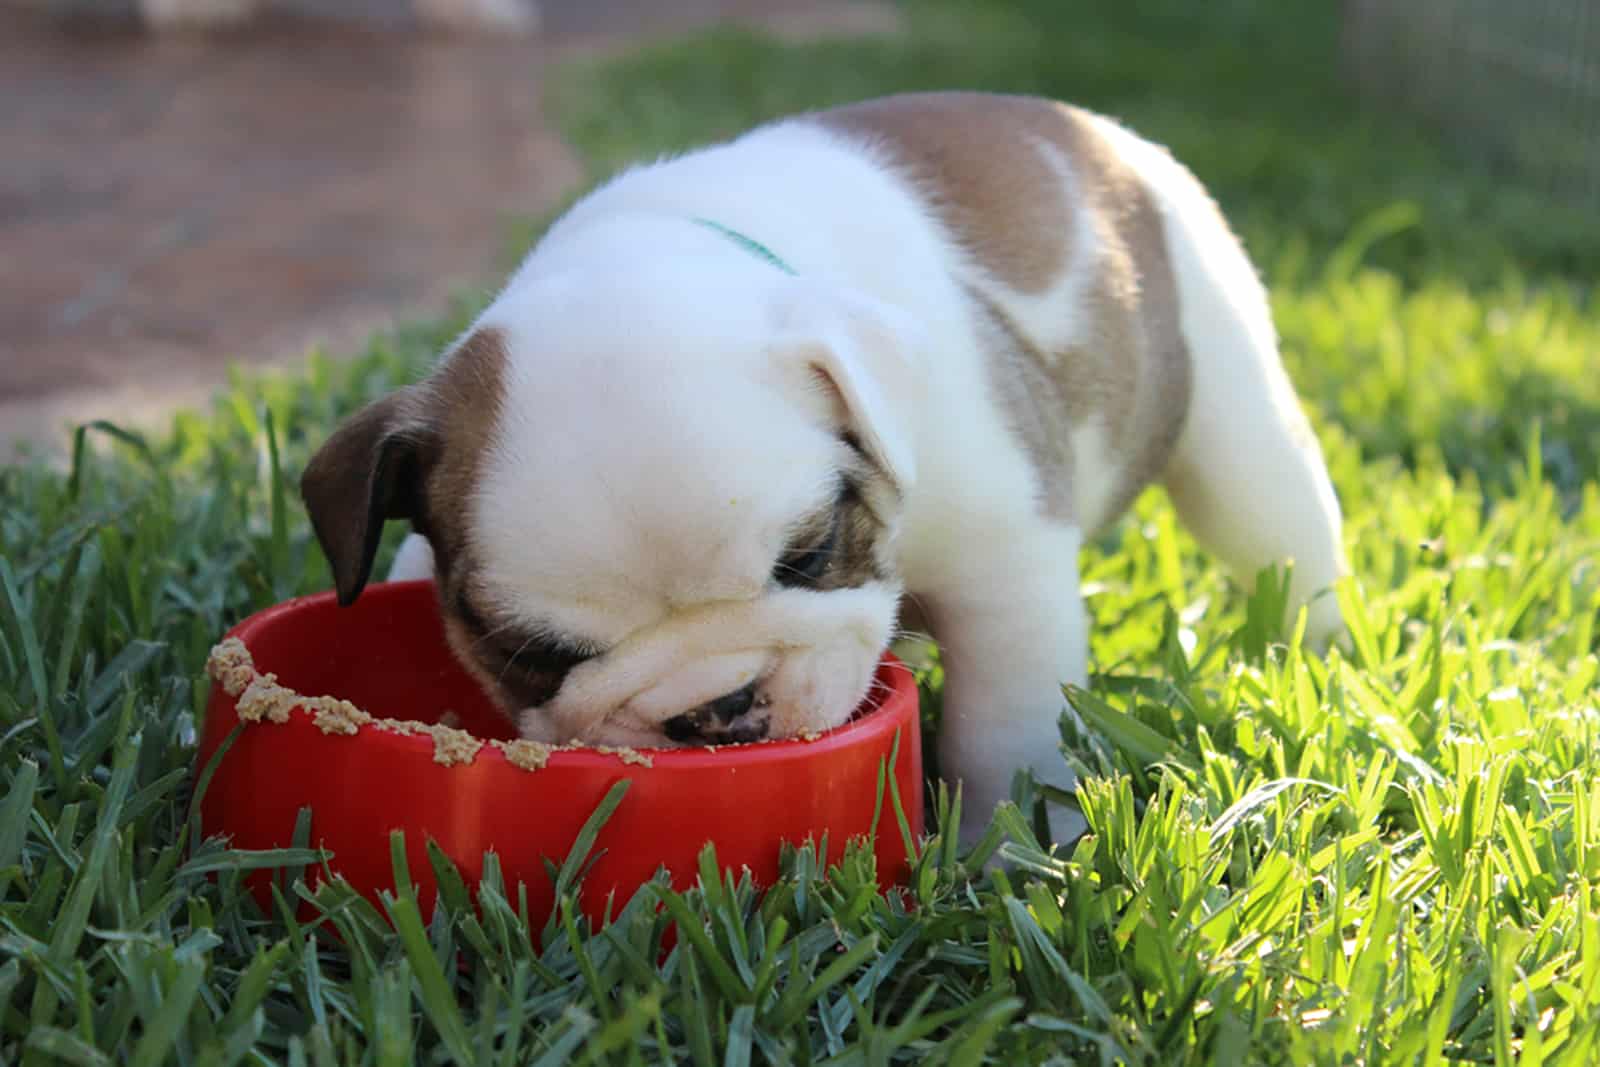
[523,585,897,746]
[663,681,769,744]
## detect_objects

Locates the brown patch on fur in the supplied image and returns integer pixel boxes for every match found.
[412,327,510,577]
[404,329,545,717]
[829,482,895,590]
[1057,113,1191,524]
[439,610,521,715]
[893,594,933,639]
[816,93,1072,293]
[818,92,1192,527]
[304,325,600,721]
[964,287,1083,522]
[300,327,510,607]
[302,326,534,720]
[450,611,590,712]
[775,474,892,592]
[418,334,592,721]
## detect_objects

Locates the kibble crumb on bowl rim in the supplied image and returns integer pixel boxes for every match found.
[205,635,893,773]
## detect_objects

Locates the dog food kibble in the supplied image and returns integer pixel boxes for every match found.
[491,738,554,771]
[235,673,296,724]
[594,745,654,768]
[310,698,372,735]
[422,724,483,766]
[205,638,794,769]
[209,638,259,699]
[205,639,500,769]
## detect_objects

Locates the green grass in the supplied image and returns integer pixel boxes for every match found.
[4,0,1600,1062]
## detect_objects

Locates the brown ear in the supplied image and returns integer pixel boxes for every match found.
[300,390,435,606]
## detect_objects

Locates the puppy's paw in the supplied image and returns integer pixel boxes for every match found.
[956,796,1089,866]
[1301,591,1352,656]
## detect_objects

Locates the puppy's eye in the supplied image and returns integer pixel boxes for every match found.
[500,640,593,675]
[485,636,597,710]
[455,596,596,674]
[773,522,839,588]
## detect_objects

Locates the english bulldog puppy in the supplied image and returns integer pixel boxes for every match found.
[301,92,1348,847]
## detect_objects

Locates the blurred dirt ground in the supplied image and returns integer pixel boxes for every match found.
[0,0,896,461]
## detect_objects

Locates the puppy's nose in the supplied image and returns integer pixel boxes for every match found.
[663,681,763,743]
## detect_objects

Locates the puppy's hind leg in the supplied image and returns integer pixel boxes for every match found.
[1157,221,1347,647]
[1079,114,1348,647]
[1093,113,1348,645]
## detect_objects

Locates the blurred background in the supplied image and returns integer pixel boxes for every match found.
[2,0,1596,462]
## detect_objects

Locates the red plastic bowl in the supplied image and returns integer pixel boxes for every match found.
[196,580,923,930]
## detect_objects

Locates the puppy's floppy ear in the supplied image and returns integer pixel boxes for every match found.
[300,389,436,606]
[772,284,925,491]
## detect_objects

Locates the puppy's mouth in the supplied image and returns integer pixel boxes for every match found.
[660,681,774,745]
[515,585,898,748]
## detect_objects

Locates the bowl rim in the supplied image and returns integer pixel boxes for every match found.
[215,580,919,773]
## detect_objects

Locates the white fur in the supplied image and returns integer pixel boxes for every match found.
[390,531,436,582]
[390,105,1346,851]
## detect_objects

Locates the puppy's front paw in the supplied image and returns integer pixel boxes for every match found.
[955,794,1087,876]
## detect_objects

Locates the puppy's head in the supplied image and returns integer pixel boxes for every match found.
[301,267,921,748]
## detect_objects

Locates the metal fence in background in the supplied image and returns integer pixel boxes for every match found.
[1342,0,1600,210]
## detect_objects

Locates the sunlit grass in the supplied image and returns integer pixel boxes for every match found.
[3,0,1598,1062]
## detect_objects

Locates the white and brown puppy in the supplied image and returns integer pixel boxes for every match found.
[301,92,1348,847]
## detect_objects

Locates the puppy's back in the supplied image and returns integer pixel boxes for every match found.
[811,92,1194,531]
